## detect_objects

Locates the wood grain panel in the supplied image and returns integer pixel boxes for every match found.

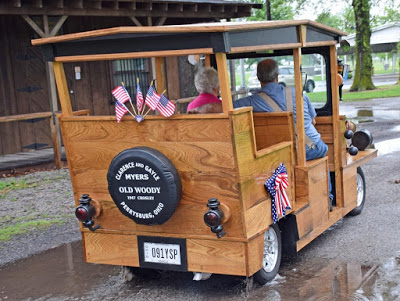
[84,232,139,266]
[342,165,357,210]
[295,206,313,238]
[61,118,232,143]
[60,117,245,238]
[295,157,329,232]
[244,200,271,238]
[254,112,295,151]
[246,233,264,276]
[308,159,329,228]
[230,110,295,221]
[64,140,236,175]
[187,239,247,275]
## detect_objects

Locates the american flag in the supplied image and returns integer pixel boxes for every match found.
[265,163,291,223]
[145,85,160,110]
[115,100,128,122]
[136,81,144,112]
[112,86,131,104]
[156,94,175,117]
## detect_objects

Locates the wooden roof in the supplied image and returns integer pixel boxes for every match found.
[0,0,261,19]
[32,20,348,62]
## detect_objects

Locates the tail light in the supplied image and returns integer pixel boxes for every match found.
[75,194,100,231]
[204,198,226,238]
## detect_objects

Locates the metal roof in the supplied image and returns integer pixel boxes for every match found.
[32,20,347,62]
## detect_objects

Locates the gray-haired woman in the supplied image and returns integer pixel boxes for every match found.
[187,67,222,113]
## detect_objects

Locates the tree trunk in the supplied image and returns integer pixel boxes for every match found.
[350,0,375,91]
[266,0,271,20]
[397,43,400,84]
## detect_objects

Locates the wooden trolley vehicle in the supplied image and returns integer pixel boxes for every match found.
[32,20,377,284]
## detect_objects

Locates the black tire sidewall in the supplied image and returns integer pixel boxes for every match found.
[348,167,366,216]
[107,147,182,225]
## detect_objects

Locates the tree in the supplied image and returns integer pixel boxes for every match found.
[397,43,400,85]
[350,0,376,91]
[247,0,294,21]
[315,12,343,30]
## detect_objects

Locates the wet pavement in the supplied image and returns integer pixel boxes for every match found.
[1,241,400,300]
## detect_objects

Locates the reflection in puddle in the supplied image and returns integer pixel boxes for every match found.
[370,253,400,300]
[0,242,116,301]
[251,260,379,301]
[373,138,400,156]
[340,108,400,123]
[1,242,400,301]
[390,125,400,132]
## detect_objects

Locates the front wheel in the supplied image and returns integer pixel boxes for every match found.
[348,167,366,216]
[253,224,282,285]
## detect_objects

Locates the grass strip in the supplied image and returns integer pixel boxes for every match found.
[0,179,37,198]
[0,219,63,241]
[308,85,400,102]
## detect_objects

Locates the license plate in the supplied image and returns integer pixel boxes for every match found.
[143,242,181,265]
[138,236,187,271]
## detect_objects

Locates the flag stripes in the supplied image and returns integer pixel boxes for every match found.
[156,94,175,117]
[145,85,160,110]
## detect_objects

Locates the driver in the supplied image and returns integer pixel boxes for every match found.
[234,59,334,209]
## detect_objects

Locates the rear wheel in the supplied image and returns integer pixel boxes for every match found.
[348,167,366,216]
[305,80,315,93]
[253,224,282,285]
[278,82,286,87]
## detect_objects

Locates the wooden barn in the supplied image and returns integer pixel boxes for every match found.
[0,0,261,169]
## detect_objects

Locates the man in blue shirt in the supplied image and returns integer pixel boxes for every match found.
[234,59,334,206]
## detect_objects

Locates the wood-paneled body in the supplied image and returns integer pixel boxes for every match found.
[295,157,330,250]
[61,115,245,238]
[253,112,296,151]
[315,116,347,171]
[230,108,296,238]
[61,107,299,276]
[83,231,264,276]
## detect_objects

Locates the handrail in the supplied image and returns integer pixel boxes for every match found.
[0,109,90,169]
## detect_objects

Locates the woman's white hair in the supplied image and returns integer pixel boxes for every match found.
[194,67,219,94]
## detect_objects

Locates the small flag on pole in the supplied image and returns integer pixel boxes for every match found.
[156,93,175,117]
[136,80,144,112]
[112,86,131,105]
[115,100,129,122]
[145,84,160,110]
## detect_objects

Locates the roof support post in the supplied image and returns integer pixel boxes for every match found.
[53,62,73,116]
[155,57,166,94]
[293,48,306,167]
[330,45,344,208]
[215,53,233,114]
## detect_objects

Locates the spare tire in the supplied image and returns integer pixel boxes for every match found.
[107,147,182,225]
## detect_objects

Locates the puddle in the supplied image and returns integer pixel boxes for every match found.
[0,242,117,301]
[1,242,400,301]
[250,259,380,301]
[339,108,400,123]
[390,125,400,132]
[373,138,400,156]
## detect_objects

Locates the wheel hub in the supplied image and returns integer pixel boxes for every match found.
[262,227,279,273]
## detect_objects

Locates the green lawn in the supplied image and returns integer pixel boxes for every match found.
[307,84,400,102]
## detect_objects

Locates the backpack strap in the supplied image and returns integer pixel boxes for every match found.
[257,91,282,112]
[258,87,315,149]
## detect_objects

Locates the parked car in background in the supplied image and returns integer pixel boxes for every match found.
[247,66,315,93]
